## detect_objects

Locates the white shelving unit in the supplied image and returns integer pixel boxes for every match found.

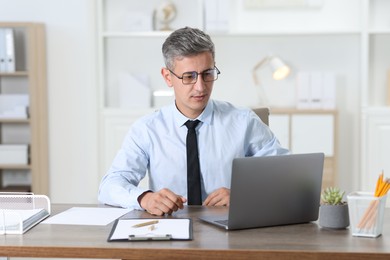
[361,0,390,194]
[96,0,390,193]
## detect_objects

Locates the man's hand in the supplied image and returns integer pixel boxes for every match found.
[203,187,230,206]
[138,188,187,216]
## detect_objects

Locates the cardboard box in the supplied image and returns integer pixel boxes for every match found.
[0,145,28,164]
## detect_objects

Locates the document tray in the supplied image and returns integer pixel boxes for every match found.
[0,192,51,234]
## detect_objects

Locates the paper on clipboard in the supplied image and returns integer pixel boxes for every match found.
[108,218,192,241]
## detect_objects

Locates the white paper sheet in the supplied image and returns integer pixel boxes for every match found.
[109,218,191,240]
[42,207,131,226]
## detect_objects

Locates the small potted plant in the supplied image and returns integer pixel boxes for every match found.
[319,187,350,229]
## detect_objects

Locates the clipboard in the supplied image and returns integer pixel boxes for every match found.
[107,218,193,241]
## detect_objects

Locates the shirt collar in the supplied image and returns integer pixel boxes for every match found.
[173,100,214,127]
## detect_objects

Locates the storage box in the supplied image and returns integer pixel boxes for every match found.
[347,191,387,238]
[0,94,29,119]
[0,145,28,164]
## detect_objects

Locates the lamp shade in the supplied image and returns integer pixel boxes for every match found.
[269,56,291,80]
[252,55,290,85]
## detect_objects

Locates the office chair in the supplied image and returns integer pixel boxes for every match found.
[252,107,270,126]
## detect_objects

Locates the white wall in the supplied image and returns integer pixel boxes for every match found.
[0,0,99,203]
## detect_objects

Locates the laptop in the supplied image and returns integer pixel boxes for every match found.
[199,153,324,230]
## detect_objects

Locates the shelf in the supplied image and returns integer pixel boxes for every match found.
[270,108,337,115]
[362,106,390,114]
[101,30,361,38]
[101,31,171,37]
[0,71,28,76]
[369,30,390,35]
[0,164,31,170]
[0,185,31,192]
[0,118,30,123]
[216,31,361,36]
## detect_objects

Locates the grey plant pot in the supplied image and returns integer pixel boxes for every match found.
[319,204,350,229]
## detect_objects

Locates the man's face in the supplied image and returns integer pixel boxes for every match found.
[161,52,215,119]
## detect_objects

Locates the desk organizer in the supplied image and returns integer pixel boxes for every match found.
[0,192,51,234]
[347,192,387,238]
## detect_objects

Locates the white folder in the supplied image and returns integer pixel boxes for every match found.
[322,73,336,109]
[0,28,7,72]
[4,28,15,73]
[296,72,311,109]
[310,72,323,109]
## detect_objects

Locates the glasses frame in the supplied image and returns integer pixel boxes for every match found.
[168,66,221,85]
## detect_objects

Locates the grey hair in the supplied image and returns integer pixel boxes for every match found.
[162,27,215,70]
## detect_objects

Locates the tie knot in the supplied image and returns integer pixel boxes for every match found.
[185,120,200,130]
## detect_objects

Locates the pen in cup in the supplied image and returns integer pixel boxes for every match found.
[132,220,159,228]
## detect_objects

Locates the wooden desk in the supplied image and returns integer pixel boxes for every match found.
[1,204,390,259]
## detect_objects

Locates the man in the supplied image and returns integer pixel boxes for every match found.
[98,27,289,215]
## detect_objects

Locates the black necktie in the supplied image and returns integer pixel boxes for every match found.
[185,120,202,205]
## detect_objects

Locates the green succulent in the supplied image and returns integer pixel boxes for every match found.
[321,187,346,205]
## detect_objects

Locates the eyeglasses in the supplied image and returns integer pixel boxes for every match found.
[169,66,221,85]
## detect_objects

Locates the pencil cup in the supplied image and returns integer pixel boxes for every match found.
[347,192,387,238]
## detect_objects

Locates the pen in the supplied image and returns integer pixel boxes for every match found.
[132,220,159,228]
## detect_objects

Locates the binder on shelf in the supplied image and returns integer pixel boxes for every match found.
[322,72,336,109]
[0,192,51,234]
[296,72,311,109]
[296,72,336,110]
[310,72,323,109]
[0,28,6,72]
[4,28,15,73]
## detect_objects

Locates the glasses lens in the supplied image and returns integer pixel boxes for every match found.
[182,71,198,84]
[202,68,218,82]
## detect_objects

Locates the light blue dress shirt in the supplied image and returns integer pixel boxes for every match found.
[98,100,289,209]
